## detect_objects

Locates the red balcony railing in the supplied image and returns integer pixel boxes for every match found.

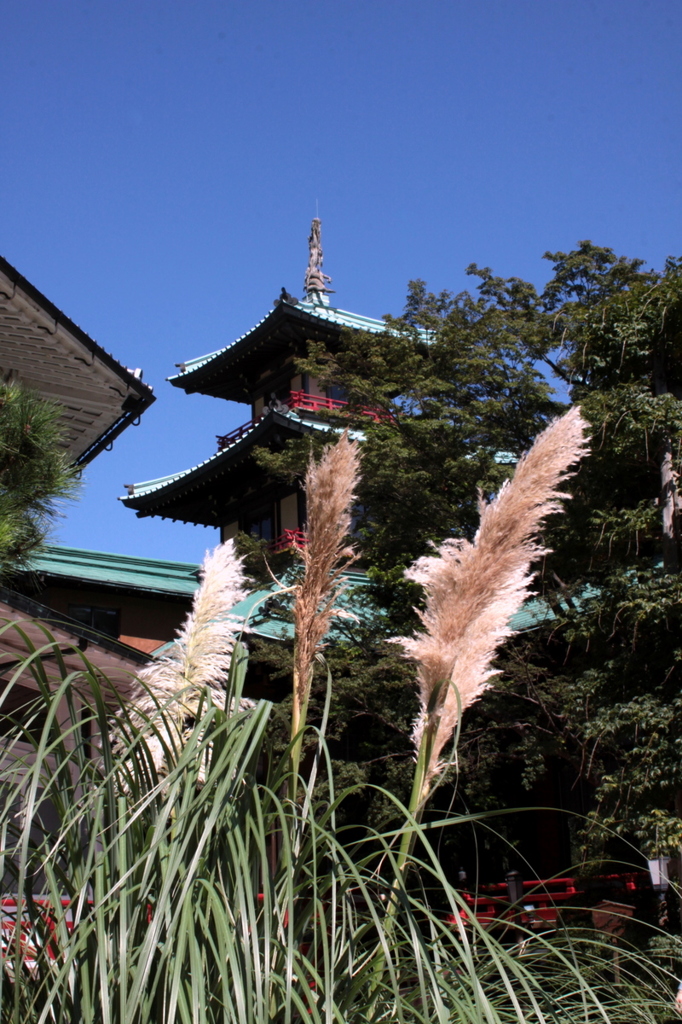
[270,529,307,553]
[216,392,391,453]
[286,391,347,415]
[287,391,388,423]
[453,873,644,931]
[2,897,77,968]
[216,415,264,452]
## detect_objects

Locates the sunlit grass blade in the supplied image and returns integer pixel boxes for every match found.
[0,624,672,1024]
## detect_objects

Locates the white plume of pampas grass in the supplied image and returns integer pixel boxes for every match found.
[124,539,252,775]
[293,430,361,701]
[288,431,361,795]
[399,406,588,789]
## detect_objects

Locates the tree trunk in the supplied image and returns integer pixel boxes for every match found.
[653,353,680,573]
[674,789,682,927]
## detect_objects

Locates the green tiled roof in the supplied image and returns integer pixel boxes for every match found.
[222,570,373,643]
[168,301,390,383]
[28,545,200,598]
[32,542,556,654]
[222,572,553,644]
[121,446,232,500]
[29,544,558,640]
[508,596,556,631]
[147,571,373,654]
[149,589,553,659]
[291,300,392,335]
[121,409,360,502]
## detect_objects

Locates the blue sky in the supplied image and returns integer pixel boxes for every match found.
[2,0,681,565]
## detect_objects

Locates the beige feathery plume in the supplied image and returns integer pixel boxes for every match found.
[124,539,252,775]
[288,431,360,793]
[293,430,361,698]
[399,406,588,790]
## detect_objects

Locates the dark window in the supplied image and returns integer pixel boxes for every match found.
[326,385,347,403]
[297,489,307,531]
[243,507,275,543]
[0,683,47,737]
[68,605,120,639]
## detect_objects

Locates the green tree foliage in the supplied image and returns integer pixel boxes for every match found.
[0,380,79,572]
[511,251,682,858]
[440,245,682,864]
[255,244,682,872]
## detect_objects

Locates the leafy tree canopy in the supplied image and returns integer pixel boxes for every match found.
[284,273,561,624]
[440,245,682,864]
[253,243,682,873]
[514,251,682,859]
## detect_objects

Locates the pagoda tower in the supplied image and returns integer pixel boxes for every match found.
[122,221,386,546]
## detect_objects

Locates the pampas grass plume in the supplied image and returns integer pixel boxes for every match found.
[125,538,251,774]
[400,406,588,787]
[293,430,361,701]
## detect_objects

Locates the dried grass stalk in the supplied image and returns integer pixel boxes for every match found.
[292,430,361,700]
[124,539,251,775]
[289,431,360,793]
[399,406,588,789]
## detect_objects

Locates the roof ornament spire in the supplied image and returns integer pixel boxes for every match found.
[303,217,335,306]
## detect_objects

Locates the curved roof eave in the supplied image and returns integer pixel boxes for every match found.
[27,544,200,598]
[0,255,155,465]
[119,409,341,512]
[168,300,390,393]
[0,586,149,702]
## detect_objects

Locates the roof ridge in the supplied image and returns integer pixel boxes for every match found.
[121,409,362,501]
[167,300,390,383]
[40,544,200,571]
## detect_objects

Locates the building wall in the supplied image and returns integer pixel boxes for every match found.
[306,375,325,398]
[221,490,302,544]
[41,585,191,655]
[280,493,299,532]
[222,521,238,542]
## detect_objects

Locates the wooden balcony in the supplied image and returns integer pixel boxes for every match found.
[216,415,264,452]
[270,529,306,553]
[453,872,644,931]
[287,391,388,423]
[286,390,347,415]
[215,392,390,453]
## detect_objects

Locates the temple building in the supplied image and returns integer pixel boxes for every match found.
[118,230,653,893]
[122,220,384,548]
[0,256,154,465]
[0,255,156,695]
[20,544,200,654]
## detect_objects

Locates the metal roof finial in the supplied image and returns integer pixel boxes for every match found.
[304,218,335,305]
